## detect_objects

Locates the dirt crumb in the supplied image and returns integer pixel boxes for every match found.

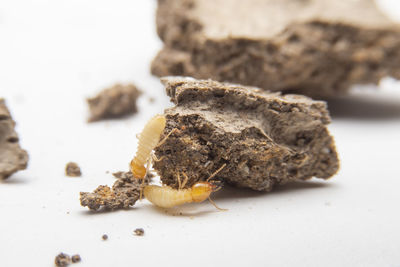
[87,83,141,122]
[133,228,144,236]
[71,255,81,263]
[80,171,149,211]
[55,253,71,267]
[65,162,81,177]
[0,99,29,180]
[102,234,108,240]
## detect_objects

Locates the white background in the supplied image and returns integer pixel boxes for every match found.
[1,1,400,266]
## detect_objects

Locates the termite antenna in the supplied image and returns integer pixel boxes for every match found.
[208,197,228,211]
[206,163,227,182]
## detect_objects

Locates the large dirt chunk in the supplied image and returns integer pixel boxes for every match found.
[153,77,339,191]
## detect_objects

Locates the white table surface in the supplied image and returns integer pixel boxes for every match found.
[1,1,400,266]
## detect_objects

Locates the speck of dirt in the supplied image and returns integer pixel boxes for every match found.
[55,252,81,266]
[65,162,81,177]
[55,253,71,267]
[102,234,108,240]
[133,228,144,236]
[71,255,81,263]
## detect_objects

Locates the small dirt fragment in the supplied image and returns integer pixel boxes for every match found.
[0,99,29,180]
[87,83,141,122]
[65,162,81,177]
[102,234,108,240]
[80,171,149,211]
[55,253,71,267]
[71,255,81,263]
[133,228,144,236]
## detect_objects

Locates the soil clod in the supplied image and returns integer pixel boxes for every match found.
[0,99,29,180]
[80,171,149,211]
[153,77,339,191]
[65,162,81,177]
[87,83,141,122]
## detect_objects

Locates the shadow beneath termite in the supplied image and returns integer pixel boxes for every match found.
[146,181,336,216]
[213,180,335,201]
[147,204,218,217]
[79,181,335,216]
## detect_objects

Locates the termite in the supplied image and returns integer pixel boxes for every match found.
[130,115,176,179]
[143,164,227,211]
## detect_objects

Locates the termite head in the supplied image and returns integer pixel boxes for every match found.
[130,158,146,179]
[191,180,223,202]
[191,182,213,202]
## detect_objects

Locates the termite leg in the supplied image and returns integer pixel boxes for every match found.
[205,164,227,211]
[151,152,165,163]
[177,172,182,190]
[145,157,152,181]
[156,128,179,148]
[139,158,152,200]
[208,197,228,211]
[181,172,189,189]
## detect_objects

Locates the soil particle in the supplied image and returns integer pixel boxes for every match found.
[54,253,71,267]
[133,228,144,236]
[65,162,81,177]
[71,255,81,263]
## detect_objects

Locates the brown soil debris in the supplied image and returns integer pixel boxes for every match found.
[151,0,400,98]
[80,171,149,211]
[87,83,141,122]
[71,255,81,263]
[153,77,339,191]
[55,253,80,266]
[102,234,108,240]
[133,228,144,236]
[54,253,71,267]
[0,99,29,180]
[65,162,81,177]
